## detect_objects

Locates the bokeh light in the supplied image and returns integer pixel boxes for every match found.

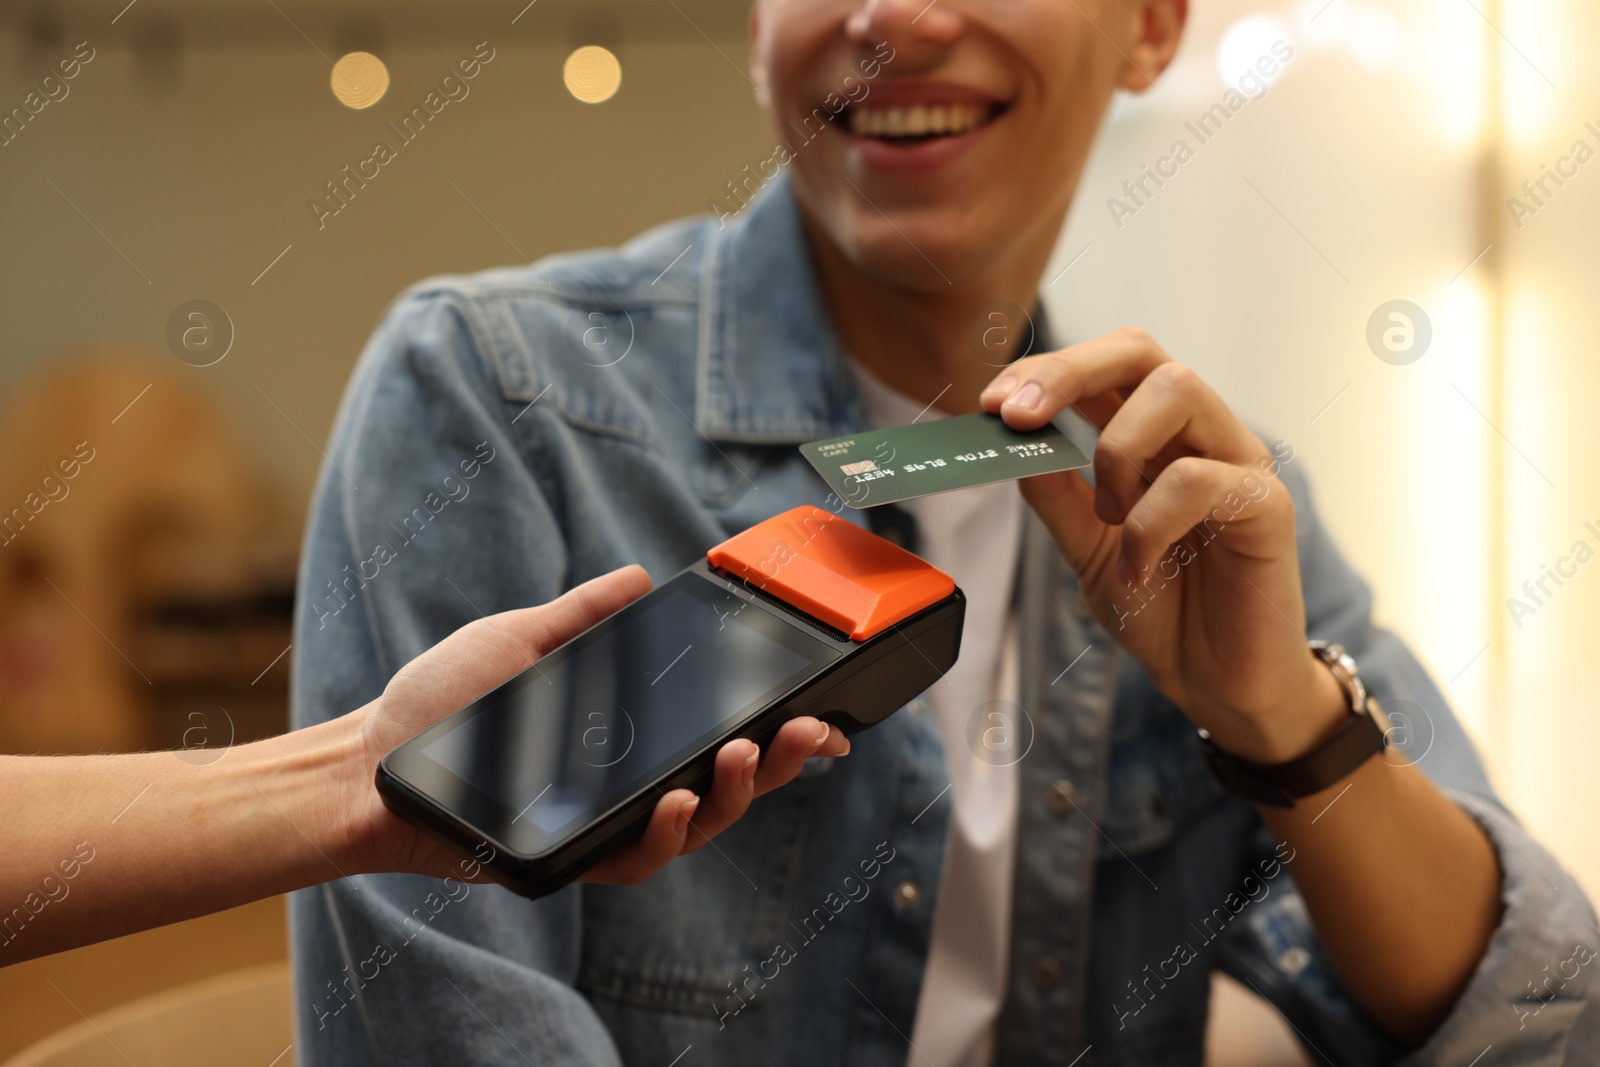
[1216,13,1292,86]
[564,45,622,104]
[331,51,389,110]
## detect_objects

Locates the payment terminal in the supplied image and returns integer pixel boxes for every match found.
[376,505,966,898]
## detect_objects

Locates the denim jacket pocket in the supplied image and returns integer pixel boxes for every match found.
[576,775,822,1016]
[692,441,767,510]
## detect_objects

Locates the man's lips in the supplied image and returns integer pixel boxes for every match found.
[829,98,1009,176]
[841,99,1004,140]
[812,78,1011,145]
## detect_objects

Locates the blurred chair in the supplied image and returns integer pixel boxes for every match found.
[0,353,297,755]
[1,963,292,1067]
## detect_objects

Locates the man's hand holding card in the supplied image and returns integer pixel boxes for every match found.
[803,327,1347,769]
[975,327,1349,765]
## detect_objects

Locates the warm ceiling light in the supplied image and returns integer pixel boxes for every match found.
[564,45,621,104]
[331,51,389,110]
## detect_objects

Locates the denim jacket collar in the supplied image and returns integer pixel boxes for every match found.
[695,173,865,444]
[695,173,1060,445]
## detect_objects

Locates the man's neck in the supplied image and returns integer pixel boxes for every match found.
[800,213,1062,416]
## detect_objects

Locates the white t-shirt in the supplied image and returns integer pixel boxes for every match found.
[847,360,1023,1067]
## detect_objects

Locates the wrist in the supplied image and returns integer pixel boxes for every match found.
[1205,653,1352,765]
[234,708,376,882]
[1270,656,1353,761]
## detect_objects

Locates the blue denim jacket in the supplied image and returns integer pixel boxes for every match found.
[290,174,1596,1066]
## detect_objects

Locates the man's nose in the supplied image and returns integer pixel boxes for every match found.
[845,0,964,54]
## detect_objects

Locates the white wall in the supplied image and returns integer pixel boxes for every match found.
[1047,0,1600,902]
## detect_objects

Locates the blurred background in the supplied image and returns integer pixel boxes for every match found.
[1,0,1595,1063]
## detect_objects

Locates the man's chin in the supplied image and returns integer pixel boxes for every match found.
[795,184,991,292]
[842,225,990,294]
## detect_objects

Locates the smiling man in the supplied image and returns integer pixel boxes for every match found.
[291,1,1596,1065]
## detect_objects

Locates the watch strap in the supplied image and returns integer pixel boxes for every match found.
[1200,709,1387,808]
[1198,643,1388,809]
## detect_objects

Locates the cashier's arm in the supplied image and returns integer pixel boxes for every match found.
[0,566,850,967]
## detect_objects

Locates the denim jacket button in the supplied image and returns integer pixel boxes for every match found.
[1047,779,1076,814]
[1032,957,1064,989]
[892,880,921,910]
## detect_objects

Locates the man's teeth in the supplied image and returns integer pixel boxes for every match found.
[847,102,991,138]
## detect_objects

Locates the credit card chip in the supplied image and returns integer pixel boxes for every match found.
[840,460,878,476]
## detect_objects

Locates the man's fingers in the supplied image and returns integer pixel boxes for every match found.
[676,739,760,854]
[753,718,849,796]
[1117,456,1291,579]
[1069,391,1125,434]
[979,327,1172,430]
[1092,363,1263,522]
[1019,469,1117,582]
[579,788,698,886]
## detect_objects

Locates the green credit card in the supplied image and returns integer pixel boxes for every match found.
[800,412,1091,509]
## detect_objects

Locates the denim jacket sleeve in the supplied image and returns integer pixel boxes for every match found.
[288,286,624,1066]
[1212,447,1599,1066]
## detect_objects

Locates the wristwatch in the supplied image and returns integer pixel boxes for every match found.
[1197,641,1390,809]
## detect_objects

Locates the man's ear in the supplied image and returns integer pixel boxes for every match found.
[1117,0,1188,93]
[749,1,771,111]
